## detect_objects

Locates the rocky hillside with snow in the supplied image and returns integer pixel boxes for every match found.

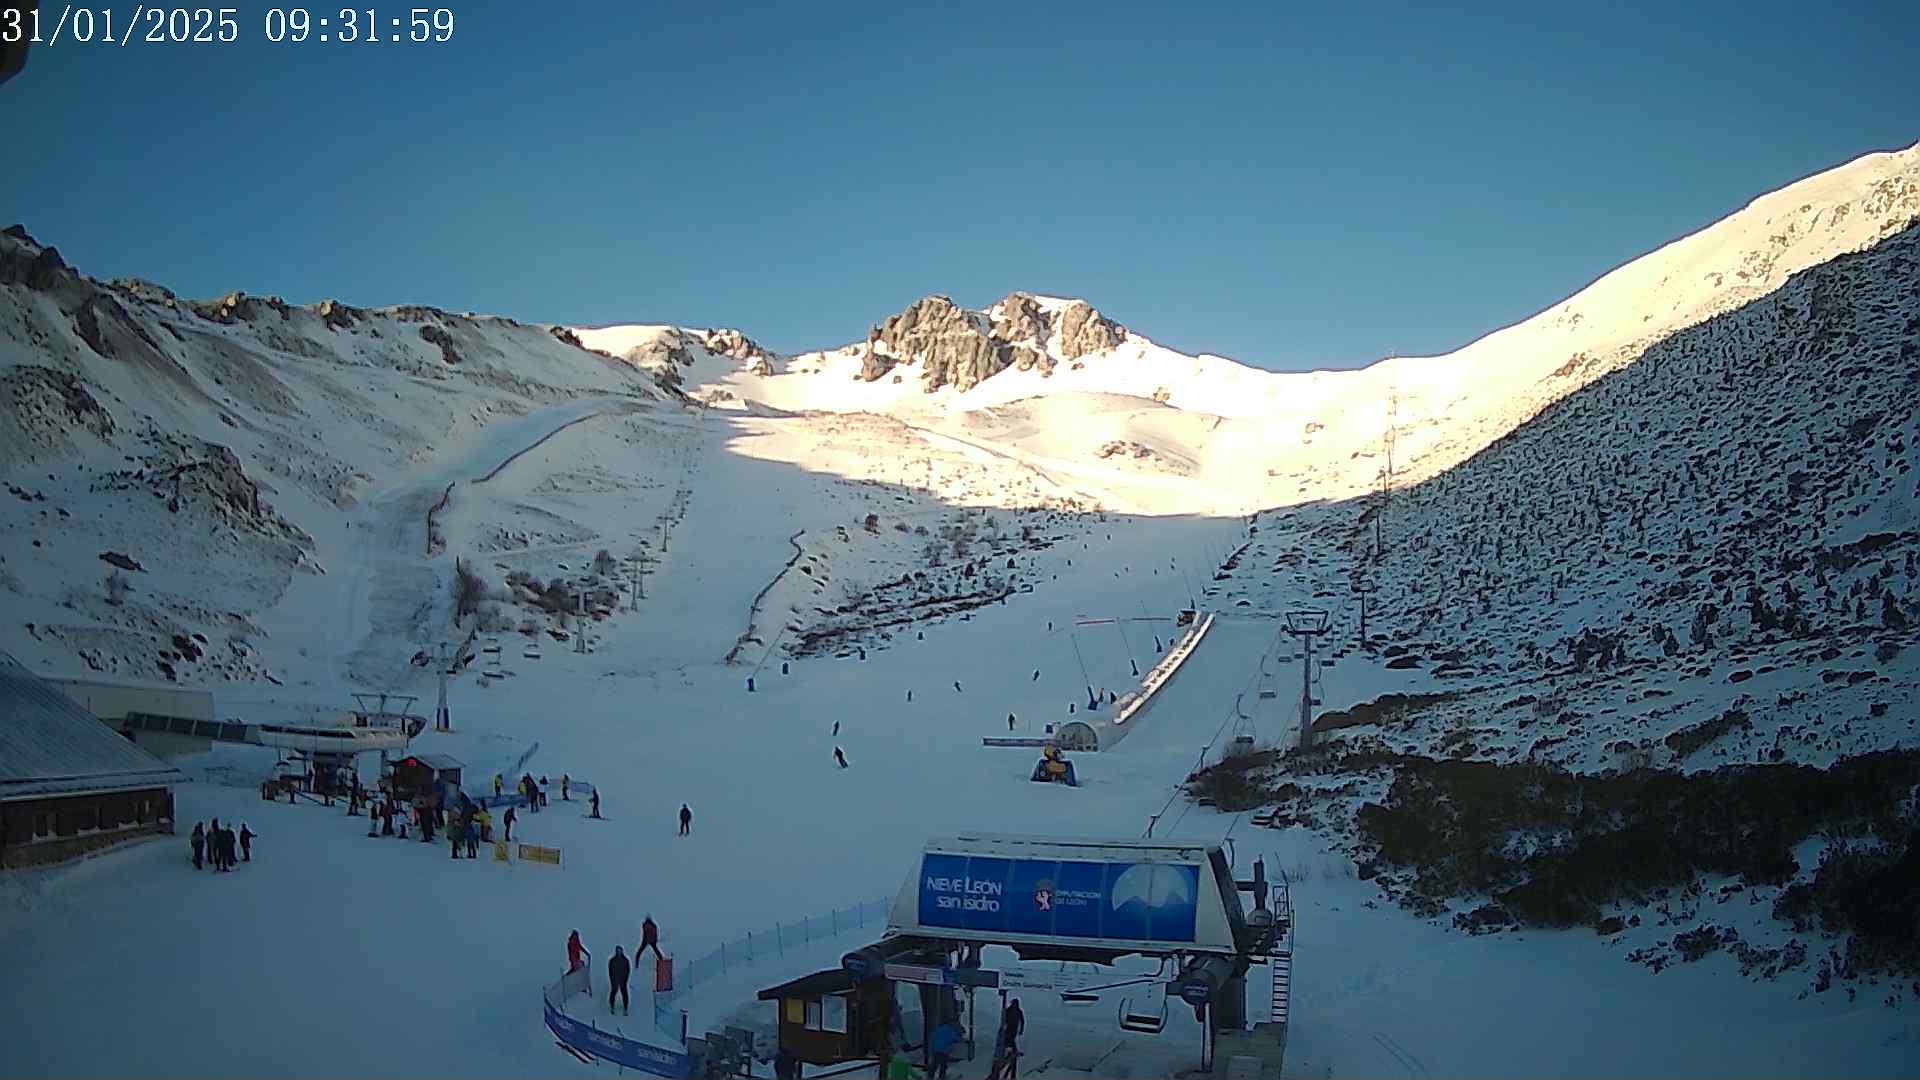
[0,226,669,685]
[579,145,1920,520]
[1188,217,1920,991]
[3,143,1917,695]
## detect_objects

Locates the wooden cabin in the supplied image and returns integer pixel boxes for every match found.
[757,969,892,1066]
[386,753,463,800]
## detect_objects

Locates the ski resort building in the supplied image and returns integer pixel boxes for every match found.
[0,654,183,869]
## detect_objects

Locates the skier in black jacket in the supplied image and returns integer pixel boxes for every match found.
[189,822,205,869]
[607,946,631,1015]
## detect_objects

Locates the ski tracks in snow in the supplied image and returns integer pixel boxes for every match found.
[1372,1031,1431,1080]
[336,397,641,691]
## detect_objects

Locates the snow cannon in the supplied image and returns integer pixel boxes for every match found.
[1030,744,1079,787]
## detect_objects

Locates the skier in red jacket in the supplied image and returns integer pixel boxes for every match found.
[567,929,588,972]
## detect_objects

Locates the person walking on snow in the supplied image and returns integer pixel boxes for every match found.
[208,818,222,869]
[678,804,692,836]
[465,814,480,858]
[560,774,570,802]
[239,823,254,862]
[989,997,1024,1077]
[834,747,849,769]
[928,1019,963,1078]
[589,789,602,819]
[1008,713,1017,731]
[567,930,588,972]
[493,773,503,798]
[503,805,516,842]
[189,822,205,869]
[638,916,662,962]
[608,945,631,1015]
[220,824,237,871]
[449,816,463,859]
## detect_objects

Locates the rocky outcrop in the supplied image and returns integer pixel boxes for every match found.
[314,299,363,330]
[867,295,1006,392]
[108,278,179,304]
[699,327,776,374]
[990,293,1049,344]
[115,437,313,551]
[419,323,462,365]
[0,366,116,464]
[191,291,294,325]
[0,236,74,291]
[859,292,1125,391]
[1056,299,1125,358]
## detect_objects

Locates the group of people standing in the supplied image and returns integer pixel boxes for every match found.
[188,817,252,871]
[564,919,664,1017]
[494,771,553,810]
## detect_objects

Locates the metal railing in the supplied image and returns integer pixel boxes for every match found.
[652,895,893,1033]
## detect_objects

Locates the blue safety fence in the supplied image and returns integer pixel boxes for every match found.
[546,965,692,1078]
[652,895,894,1034]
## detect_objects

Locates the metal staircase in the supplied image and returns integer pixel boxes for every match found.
[1268,870,1294,1026]
[1268,942,1292,1025]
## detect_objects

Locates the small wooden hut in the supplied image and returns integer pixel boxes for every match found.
[387,753,462,800]
[757,968,892,1066]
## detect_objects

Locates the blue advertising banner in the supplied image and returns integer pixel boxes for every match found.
[917,854,1200,945]
[545,997,692,1078]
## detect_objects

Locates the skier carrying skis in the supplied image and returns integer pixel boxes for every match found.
[608,945,631,1015]
[239,823,254,862]
[189,822,205,869]
[677,803,692,836]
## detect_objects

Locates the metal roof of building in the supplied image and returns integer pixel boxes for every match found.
[0,653,185,802]
[397,752,463,770]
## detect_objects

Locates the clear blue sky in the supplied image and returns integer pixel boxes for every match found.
[4,1,1915,370]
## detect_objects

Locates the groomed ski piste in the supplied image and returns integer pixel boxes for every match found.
[3,391,1915,1079]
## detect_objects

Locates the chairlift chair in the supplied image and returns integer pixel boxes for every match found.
[1118,985,1168,1034]
[1257,669,1278,699]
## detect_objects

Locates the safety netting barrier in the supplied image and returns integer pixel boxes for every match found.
[651,895,894,1033]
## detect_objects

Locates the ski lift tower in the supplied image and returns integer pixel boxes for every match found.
[425,642,459,732]
[1283,609,1331,749]
[1350,578,1379,652]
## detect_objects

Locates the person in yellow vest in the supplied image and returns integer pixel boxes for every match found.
[493,773,503,798]
[475,806,493,842]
